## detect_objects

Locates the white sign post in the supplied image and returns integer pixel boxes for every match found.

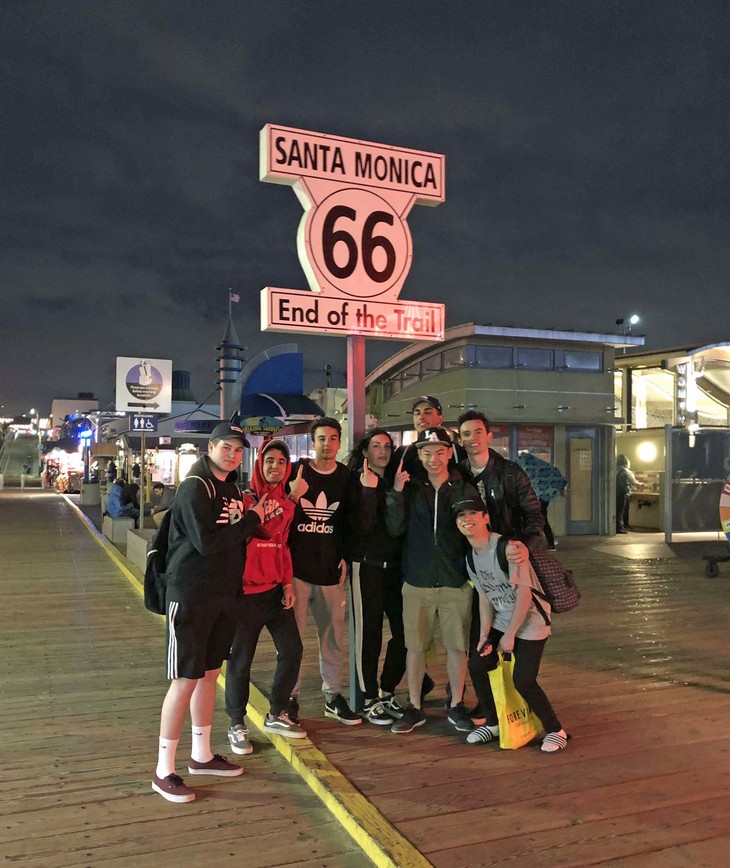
[115,357,172,527]
[260,125,447,710]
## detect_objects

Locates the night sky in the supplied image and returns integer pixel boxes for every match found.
[1,1,727,417]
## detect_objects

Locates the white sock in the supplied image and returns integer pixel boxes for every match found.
[156,737,178,778]
[191,724,213,763]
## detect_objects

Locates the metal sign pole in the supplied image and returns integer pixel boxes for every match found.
[140,430,146,528]
[347,334,366,710]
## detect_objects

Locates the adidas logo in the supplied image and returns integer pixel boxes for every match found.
[298,492,339,533]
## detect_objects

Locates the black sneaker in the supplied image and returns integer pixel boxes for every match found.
[324,694,362,726]
[391,705,426,734]
[363,698,393,726]
[380,692,405,719]
[447,702,473,732]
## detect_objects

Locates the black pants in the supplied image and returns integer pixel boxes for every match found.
[350,562,406,698]
[616,493,630,531]
[468,626,562,733]
[225,585,303,721]
[540,500,555,548]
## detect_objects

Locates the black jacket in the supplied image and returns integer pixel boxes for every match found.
[385,470,480,589]
[165,456,261,601]
[344,473,402,565]
[459,450,545,551]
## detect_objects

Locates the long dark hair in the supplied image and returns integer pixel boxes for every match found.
[346,427,394,472]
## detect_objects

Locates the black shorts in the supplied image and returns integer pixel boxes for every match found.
[165,595,238,680]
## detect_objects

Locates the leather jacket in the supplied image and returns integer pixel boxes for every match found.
[460,450,545,552]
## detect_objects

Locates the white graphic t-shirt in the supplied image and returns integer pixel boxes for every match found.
[466,534,551,640]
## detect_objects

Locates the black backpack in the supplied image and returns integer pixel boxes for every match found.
[144,509,172,615]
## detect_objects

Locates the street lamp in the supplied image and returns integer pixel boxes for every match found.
[615,314,640,335]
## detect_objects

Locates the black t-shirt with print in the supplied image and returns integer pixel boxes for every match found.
[288,459,351,586]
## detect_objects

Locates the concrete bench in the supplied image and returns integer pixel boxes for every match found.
[102,515,135,543]
[80,483,101,506]
[126,528,157,573]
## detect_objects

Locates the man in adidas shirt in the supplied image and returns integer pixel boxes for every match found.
[151,424,270,804]
[287,417,361,725]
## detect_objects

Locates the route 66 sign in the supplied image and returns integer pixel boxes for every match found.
[259,125,445,342]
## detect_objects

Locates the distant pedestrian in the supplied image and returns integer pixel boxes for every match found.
[151,482,176,527]
[105,460,117,485]
[616,455,638,534]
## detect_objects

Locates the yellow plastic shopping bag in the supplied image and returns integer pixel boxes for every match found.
[488,652,542,749]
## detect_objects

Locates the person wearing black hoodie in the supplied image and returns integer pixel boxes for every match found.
[151,423,270,805]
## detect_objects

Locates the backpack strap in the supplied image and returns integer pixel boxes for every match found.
[185,475,216,500]
[496,537,510,576]
[530,590,552,627]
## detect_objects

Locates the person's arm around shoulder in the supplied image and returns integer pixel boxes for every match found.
[513,463,546,552]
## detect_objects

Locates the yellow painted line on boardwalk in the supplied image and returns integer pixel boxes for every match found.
[63,496,431,868]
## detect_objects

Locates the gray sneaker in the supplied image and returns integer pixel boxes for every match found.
[263,711,307,739]
[227,724,253,755]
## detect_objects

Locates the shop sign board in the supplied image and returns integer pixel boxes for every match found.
[116,357,172,414]
[173,419,218,434]
[241,415,284,435]
[259,124,445,342]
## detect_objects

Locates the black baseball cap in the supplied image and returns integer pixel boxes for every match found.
[414,427,453,449]
[411,395,443,414]
[210,423,249,446]
[452,497,487,517]
[261,438,290,460]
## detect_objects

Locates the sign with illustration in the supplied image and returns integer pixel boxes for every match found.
[240,415,284,435]
[115,357,172,414]
[259,124,445,341]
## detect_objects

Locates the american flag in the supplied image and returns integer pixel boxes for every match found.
[229,289,240,303]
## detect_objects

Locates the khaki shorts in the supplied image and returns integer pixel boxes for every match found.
[402,583,472,652]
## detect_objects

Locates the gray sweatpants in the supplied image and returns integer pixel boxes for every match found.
[291,577,346,702]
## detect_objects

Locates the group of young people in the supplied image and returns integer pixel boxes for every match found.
[151,398,569,805]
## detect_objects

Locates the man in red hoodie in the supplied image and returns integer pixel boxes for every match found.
[224,440,306,752]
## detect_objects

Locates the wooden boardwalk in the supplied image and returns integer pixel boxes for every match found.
[2,489,730,867]
[0,492,371,867]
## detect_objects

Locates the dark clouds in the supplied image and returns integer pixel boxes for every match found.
[0,0,727,415]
